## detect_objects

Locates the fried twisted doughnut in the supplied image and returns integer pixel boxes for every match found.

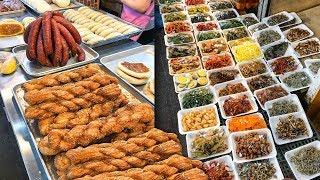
[74,155,205,180]
[38,103,154,156]
[22,64,110,92]
[24,84,122,120]
[54,128,181,177]
[38,94,128,135]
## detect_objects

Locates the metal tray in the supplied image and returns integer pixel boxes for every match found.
[62,7,142,48]
[0,8,26,16]
[12,63,153,180]
[13,44,99,77]
[100,45,155,104]
[20,0,83,15]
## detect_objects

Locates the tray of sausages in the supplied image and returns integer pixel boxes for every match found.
[13,11,99,77]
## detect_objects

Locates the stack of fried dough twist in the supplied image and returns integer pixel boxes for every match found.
[38,103,154,156]
[54,128,183,179]
[75,154,208,180]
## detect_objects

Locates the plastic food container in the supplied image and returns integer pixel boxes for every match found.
[204,155,237,179]
[192,21,221,32]
[267,54,303,76]
[279,12,302,28]
[219,17,244,30]
[159,4,186,14]
[164,31,195,46]
[291,37,320,58]
[240,13,259,27]
[285,141,320,180]
[208,1,234,11]
[252,26,285,47]
[177,104,220,135]
[246,72,280,92]
[186,4,211,15]
[166,44,198,59]
[158,0,184,5]
[262,11,294,26]
[213,8,240,21]
[248,22,269,35]
[186,126,232,160]
[279,68,314,92]
[234,157,284,180]
[190,13,216,23]
[230,128,277,163]
[168,55,202,75]
[161,11,189,23]
[254,83,290,110]
[231,41,263,63]
[213,79,250,98]
[197,38,229,57]
[265,94,304,118]
[305,58,320,77]
[262,40,295,61]
[222,26,250,42]
[173,69,208,93]
[164,20,193,34]
[283,24,314,43]
[237,58,271,78]
[207,66,242,86]
[184,0,207,6]
[218,91,258,119]
[228,37,256,48]
[269,112,313,145]
[202,52,235,70]
[178,85,216,110]
[226,112,266,133]
[195,29,223,42]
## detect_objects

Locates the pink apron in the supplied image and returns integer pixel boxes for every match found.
[121,2,154,41]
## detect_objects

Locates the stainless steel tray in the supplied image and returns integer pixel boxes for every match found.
[0,8,26,16]
[100,45,155,104]
[61,7,142,48]
[20,0,83,15]
[13,44,99,77]
[12,63,153,180]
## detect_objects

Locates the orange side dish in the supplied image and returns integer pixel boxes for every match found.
[228,113,267,132]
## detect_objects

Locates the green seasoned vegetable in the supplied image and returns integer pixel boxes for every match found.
[159,0,183,4]
[163,12,187,22]
[282,71,312,89]
[238,160,277,180]
[257,30,281,46]
[250,23,268,33]
[160,4,185,13]
[182,87,214,109]
[242,16,259,27]
[224,27,249,41]
[168,45,197,58]
[267,14,289,26]
[268,99,299,117]
[187,4,210,15]
[309,61,320,75]
[215,10,237,20]
[209,1,233,10]
[264,42,289,60]
[290,146,320,175]
[190,128,228,158]
[168,33,193,45]
[219,19,243,30]
[197,30,221,41]
[191,13,214,23]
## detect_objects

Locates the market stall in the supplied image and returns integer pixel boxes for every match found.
[0,1,156,179]
[156,0,320,179]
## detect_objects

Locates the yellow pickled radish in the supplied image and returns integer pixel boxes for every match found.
[1,57,17,75]
[198,77,208,86]
[188,80,197,89]
[197,69,207,77]
[177,75,190,84]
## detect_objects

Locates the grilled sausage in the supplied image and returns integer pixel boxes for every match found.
[53,15,81,44]
[76,45,85,62]
[42,11,54,55]
[51,19,63,67]
[36,27,52,67]
[56,22,78,55]
[27,17,42,60]
[60,37,70,66]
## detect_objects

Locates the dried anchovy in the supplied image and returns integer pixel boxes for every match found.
[197,31,221,41]
[223,95,252,116]
[209,1,233,10]
[239,61,267,78]
[219,83,247,97]
[294,40,320,57]
[250,23,268,33]
[283,71,311,89]
[242,16,259,27]
[160,4,185,13]
[257,30,281,46]
[219,19,243,30]
[256,86,289,106]
[247,74,277,91]
[168,33,194,45]
[182,87,214,109]
[191,128,228,158]
[209,69,239,86]
[164,12,187,22]
[270,56,298,75]
[235,132,272,159]
[286,28,310,42]
[264,42,289,60]
[267,14,289,26]
[276,114,308,140]
[268,100,299,117]
[224,27,249,41]
[168,45,197,58]
[238,160,277,180]
[204,160,234,180]
[216,10,238,21]
[309,61,320,75]
[191,13,214,23]
[290,146,320,175]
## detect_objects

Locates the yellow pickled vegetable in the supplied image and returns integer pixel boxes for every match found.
[233,42,263,63]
